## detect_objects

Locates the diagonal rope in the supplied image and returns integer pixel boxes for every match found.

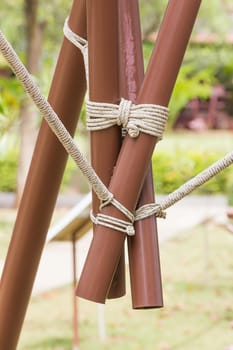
[0,30,136,235]
[64,19,169,139]
[0,30,110,203]
[135,151,233,220]
[1,29,233,234]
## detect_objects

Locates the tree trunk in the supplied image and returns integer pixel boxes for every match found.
[16,0,42,206]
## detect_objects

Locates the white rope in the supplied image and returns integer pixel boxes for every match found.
[90,211,135,236]
[63,17,87,52]
[100,196,134,222]
[86,98,169,139]
[0,30,135,236]
[63,18,89,90]
[0,30,109,202]
[63,20,169,140]
[2,30,233,236]
[135,150,233,220]
[135,203,166,221]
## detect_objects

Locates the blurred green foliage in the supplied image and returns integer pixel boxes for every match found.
[143,41,233,127]
[0,76,23,136]
[168,62,213,127]
[139,0,233,40]
[1,1,233,132]
[1,0,233,195]
[152,131,233,195]
[152,147,230,195]
[0,141,18,191]
[1,131,233,195]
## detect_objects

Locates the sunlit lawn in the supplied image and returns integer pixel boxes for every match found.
[1,131,233,348]
[16,222,233,350]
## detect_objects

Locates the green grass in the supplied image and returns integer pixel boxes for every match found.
[17,223,233,350]
[1,129,233,347]
[156,130,233,154]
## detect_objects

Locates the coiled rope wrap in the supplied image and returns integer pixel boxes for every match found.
[1,26,233,236]
[63,18,169,233]
[90,211,135,236]
[86,98,169,139]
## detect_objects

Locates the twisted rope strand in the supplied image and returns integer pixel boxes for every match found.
[135,151,233,220]
[63,21,169,140]
[0,30,136,235]
[62,19,233,227]
[0,30,110,203]
[2,30,233,235]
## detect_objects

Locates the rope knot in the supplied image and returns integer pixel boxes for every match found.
[86,99,169,140]
[135,203,166,221]
[118,99,141,138]
[127,121,140,138]
[117,98,132,128]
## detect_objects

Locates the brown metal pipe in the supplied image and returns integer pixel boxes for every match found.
[87,0,125,299]
[118,0,144,103]
[118,0,163,309]
[77,0,202,304]
[0,2,87,348]
[129,167,163,308]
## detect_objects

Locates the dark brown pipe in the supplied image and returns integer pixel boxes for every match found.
[0,1,87,348]
[77,0,201,304]
[118,0,163,309]
[87,0,125,299]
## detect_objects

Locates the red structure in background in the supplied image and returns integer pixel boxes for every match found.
[174,85,233,131]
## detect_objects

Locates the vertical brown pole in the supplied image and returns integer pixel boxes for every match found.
[0,1,87,348]
[72,234,79,350]
[118,0,163,309]
[129,169,163,308]
[77,0,202,303]
[87,0,125,298]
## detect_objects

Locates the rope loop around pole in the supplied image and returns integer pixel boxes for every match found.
[63,17,87,52]
[63,18,89,89]
[117,98,132,127]
[86,98,169,139]
[90,211,135,236]
[63,20,169,140]
[135,203,166,221]
[2,29,233,236]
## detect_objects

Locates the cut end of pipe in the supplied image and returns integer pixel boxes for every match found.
[132,303,164,310]
[131,290,164,310]
[76,284,106,304]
